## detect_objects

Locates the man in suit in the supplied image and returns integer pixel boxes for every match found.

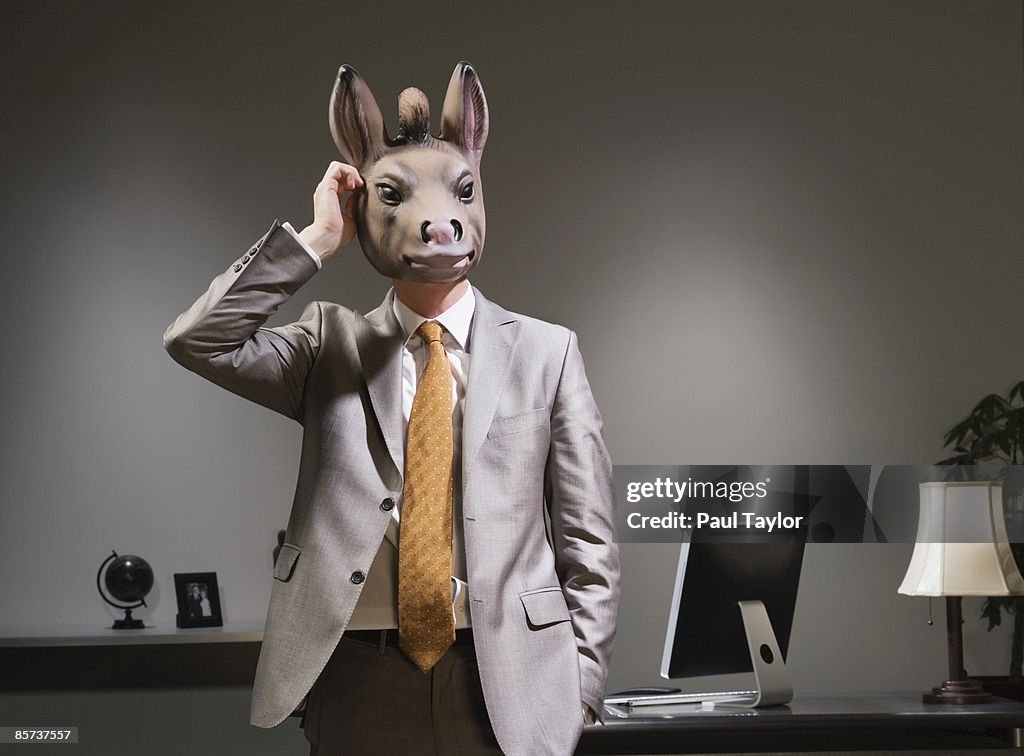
[185,584,203,619]
[164,63,619,755]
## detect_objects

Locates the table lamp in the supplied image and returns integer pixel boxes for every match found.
[899,481,1024,704]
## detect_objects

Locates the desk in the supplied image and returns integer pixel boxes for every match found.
[579,694,1024,754]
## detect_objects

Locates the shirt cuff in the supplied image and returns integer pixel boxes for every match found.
[282,222,322,269]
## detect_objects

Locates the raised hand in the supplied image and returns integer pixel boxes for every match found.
[299,161,364,261]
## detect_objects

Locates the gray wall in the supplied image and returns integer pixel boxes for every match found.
[1,0,1021,753]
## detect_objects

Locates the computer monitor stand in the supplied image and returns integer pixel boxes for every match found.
[734,599,793,707]
[606,600,795,709]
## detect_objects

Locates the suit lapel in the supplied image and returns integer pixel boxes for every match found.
[462,287,519,492]
[355,290,406,476]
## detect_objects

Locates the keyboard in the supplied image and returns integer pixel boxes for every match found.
[605,689,759,707]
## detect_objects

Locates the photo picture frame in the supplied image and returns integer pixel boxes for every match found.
[173,572,223,628]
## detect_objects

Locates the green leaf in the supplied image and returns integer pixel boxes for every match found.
[1009,381,1024,405]
[982,599,1004,631]
[945,417,981,448]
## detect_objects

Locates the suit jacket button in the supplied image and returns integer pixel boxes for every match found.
[380,498,395,511]
[233,264,243,272]
[242,255,250,263]
[350,571,365,584]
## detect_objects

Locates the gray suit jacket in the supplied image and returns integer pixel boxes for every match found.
[164,222,620,755]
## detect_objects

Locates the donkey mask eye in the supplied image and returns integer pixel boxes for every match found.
[459,182,474,202]
[377,184,402,206]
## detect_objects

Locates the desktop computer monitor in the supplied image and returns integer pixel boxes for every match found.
[658,467,809,706]
[660,540,805,680]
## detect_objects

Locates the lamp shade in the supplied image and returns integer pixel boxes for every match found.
[898,482,1024,597]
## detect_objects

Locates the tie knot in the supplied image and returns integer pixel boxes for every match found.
[417,321,444,345]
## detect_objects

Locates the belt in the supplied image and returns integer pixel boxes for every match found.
[345,628,474,648]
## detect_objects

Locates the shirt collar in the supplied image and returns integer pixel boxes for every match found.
[392,284,475,351]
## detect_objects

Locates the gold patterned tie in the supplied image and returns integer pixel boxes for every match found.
[398,321,455,671]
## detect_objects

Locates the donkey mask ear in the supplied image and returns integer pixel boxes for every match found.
[329,65,388,170]
[440,61,489,163]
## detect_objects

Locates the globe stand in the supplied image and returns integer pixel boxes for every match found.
[112,607,145,630]
[96,550,154,630]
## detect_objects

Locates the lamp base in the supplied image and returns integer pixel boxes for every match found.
[923,679,993,705]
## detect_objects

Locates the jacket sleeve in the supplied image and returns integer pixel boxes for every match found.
[544,330,621,718]
[163,221,323,422]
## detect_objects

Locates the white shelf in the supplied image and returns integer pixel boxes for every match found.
[0,621,264,647]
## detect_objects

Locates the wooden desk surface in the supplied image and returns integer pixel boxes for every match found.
[580,693,1024,754]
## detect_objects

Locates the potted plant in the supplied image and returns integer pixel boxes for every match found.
[938,380,1024,693]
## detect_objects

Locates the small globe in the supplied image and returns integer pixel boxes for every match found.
[103,554,154,604]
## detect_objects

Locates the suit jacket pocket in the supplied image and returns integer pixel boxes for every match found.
[520,586,571,629]
[273,543,301,582]
[487,407,548,439]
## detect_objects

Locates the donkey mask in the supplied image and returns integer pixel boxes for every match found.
[329,62,489,283]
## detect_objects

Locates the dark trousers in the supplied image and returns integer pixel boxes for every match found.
[304,631,503,755]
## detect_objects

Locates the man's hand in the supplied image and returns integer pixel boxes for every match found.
[299,161,364,262]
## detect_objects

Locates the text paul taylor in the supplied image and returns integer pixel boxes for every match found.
[626,510,804,532]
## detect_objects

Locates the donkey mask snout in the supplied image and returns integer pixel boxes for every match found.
[421,219,464,245]
[329,62,489,283]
